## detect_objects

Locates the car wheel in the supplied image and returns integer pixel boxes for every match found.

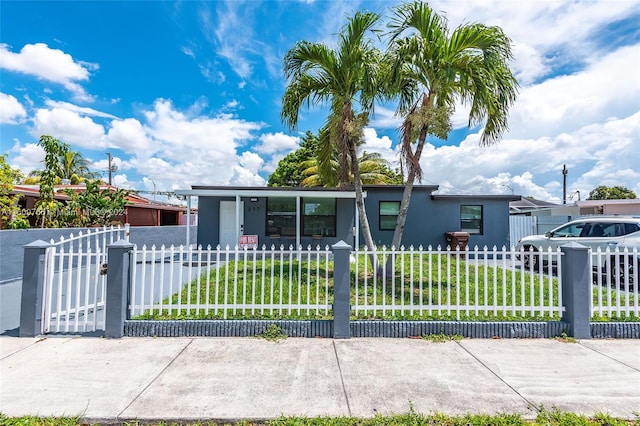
[522,246,539,269]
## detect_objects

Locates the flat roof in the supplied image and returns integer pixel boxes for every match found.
[176,184,442,199]
[432,194,521,201]
[176,186,363,199]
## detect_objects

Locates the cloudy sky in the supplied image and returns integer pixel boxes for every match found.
[1,0,639,204]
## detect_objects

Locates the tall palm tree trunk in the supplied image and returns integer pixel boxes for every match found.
[387,94,432,273]
[349,141,378,270]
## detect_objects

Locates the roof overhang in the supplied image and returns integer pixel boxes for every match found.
[175,187,363,199]
[432,194,521,202]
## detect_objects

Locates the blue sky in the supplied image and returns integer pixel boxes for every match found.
[1,0,639,205]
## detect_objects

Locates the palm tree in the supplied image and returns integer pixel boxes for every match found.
[384,1,518,250]
[57,151,100,182]
[300,151,397,187]
[281,11,384,254]
[26,149,100,184]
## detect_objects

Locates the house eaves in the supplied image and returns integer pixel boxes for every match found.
[176,186,364,199]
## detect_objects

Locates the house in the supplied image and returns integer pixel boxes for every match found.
[175,185,518,249]
[9,184,192,227]
[509,196,560,215]
[509,197,640,217]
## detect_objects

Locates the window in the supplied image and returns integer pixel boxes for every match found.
[302,198,336,237]
[379,201,400,230]
[461,205,483,234]
[266,197,296,236]
[552,222,585,237]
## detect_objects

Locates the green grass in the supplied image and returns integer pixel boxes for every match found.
[136,256,334,320]
[421,333,464,342]
[256,324,288,342]
[2,408,639,425]
[351,252,561,321]
[134,252,637,322]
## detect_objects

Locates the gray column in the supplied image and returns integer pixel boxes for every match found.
[560,242,591,339]
[332,240,352,339]
[19,240,51,337]
[105,239,134,338]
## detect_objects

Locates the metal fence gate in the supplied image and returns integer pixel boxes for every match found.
[41,225,129,334]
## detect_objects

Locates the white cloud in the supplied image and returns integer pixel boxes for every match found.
[8,142,45,174]
[418,110,640,203]
[100,99,268,190]
[0,92,27,124]
[229,165,266,186]
[199,3,254,80]
[510,43,549,86]
[142,99,262,161]
[508,44,640,140]
[253,132,300,154]
[370,106,400,130]
[362,127,400,167]
[105,118,152,153]
[44,100,117,119]
[0,43,97,102]
[31,108,106,149]
[239,151,264,173]
[262,153,286,174]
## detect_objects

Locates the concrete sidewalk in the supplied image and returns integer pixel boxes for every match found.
[1,337,639,422]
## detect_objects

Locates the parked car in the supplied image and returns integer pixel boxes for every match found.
[515,216,640,284]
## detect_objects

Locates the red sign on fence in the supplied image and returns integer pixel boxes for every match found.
[239,234,258,249]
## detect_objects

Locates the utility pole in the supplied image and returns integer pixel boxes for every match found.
[562,164,568,205]
[107,152,113,185]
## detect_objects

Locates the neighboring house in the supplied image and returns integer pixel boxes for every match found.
[509,197,560,215]
[10,184,192,227]
[572,199,640,215]
[176,185,518,249]
[510,197,640,217]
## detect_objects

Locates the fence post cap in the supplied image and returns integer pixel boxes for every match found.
[560,241,589,251]
[108,239,135,248]
[23,239,52,249]
[332,240,352,250]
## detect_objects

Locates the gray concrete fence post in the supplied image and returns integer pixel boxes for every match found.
[19,240,52,337]
[560,242,591,339]
[332,240,352,339]
[105,239,134,338]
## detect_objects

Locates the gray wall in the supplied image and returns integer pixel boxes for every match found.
[363,187,435,248]
[197,196,223,248]
[361,190,513,249]
[197,196,355,249]
[429,196,512,249]
[194,190,513,250]
[0,225,195,282]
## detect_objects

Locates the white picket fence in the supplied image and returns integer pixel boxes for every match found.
[42,224,130,333]
[41,233,638,332]
[591,246,639,319]
[352,245,564,320]
[129,244,333,319]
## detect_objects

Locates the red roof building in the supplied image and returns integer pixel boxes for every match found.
[9,184,195,227]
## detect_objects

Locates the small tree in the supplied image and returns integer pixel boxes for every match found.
[62,180,129,227]
[267,131,319,187]
[0,154,28,229]
[35,135,68,227]
[588,185,637,200]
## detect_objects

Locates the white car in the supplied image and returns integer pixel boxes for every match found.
[516,216,640,283]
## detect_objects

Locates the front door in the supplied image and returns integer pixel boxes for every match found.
[219,201,244,248]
